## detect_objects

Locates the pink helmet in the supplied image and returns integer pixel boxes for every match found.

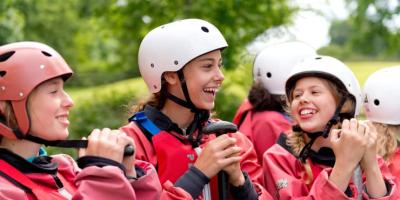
[0,41,73,139]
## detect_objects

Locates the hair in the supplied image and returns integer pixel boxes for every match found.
[285,77,355,184]
[129,78,168,114]
[0,101,19,143]
[248,81,285,112]
[374,122,400,161]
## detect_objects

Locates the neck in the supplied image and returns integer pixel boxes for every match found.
[304,134,331,152]
[0,137,41,158]
[162,99,195,129]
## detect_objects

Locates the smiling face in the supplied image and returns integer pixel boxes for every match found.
[28,77,74,140]
[290,77,338,133]
[181,50,224,110]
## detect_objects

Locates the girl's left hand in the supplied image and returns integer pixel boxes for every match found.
[360,121,379,170]
[223,146,245,187]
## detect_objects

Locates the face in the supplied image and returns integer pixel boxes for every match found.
[28,78,74,140]
[178,50,224,110]
[290,77,337,133]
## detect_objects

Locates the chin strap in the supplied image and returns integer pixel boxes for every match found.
[165,69,210,147]
[295,96,349,162]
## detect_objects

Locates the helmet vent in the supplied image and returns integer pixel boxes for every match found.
[266,72,272,78]
[0,71,6,77]
[41,51,52,57]
[0,51,15,62]
[201,26,209,33]
[374,99,380,106]
[315,57,322,60]
[174,60,178,65]
[151,63,154,68]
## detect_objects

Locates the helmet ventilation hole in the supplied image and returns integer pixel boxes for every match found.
[0,71,6,77]
[374,99,380,106]
[153,85,157,89]
[201,26,209,33]
[174,60,178,65]
[0,51,15,62]
[266,72,272,78]
[315,57,322,60]
[41,51,52,57]
[150,63,154,68]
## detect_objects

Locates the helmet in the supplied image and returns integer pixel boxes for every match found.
[285,56,362,116]
[0,41,73,139]
[363,66,400,125]
[138,18,228,93]
[253,41,316,95]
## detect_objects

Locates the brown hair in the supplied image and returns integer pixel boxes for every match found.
[0,101,19,143]
[248,81,285,112]
[129,78,168,114]
[374,122,400,161]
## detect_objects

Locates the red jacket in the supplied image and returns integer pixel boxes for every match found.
[388,148,400,178]
[0,153,161,200]
[263,144,400,200]
[121,120,272,200]
[233,99,291,164]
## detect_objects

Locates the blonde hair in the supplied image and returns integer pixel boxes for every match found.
[374,122,400,161]
[286,77,355,184]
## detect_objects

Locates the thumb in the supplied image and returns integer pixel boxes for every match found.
[330,129,340,143]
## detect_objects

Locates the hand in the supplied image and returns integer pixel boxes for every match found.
[79,128,136,177]
[360,121,379,171]
[194,134,242,179]
[330,118,368,170]
[222,149,245,187]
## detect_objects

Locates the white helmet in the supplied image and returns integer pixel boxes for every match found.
[363,66,400,125]
[285,55,362,116]
[138,18,228,93]
[253,41,316,95]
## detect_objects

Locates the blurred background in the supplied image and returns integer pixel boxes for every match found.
[1,0,399,155]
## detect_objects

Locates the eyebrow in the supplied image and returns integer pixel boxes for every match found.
[197,57,222,62]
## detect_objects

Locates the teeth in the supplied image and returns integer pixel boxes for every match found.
[203,88,217,93]
[300,109,315,115]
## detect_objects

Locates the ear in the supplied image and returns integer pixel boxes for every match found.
[163,71,179,85]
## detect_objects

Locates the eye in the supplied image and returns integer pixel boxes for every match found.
[218,63,224,68]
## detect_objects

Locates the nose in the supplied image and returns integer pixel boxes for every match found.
[214,67,224,84]
[299,93,310,104]
[62,91,74,108]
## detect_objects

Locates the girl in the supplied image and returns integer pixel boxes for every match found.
[233,41,316,164]
[121,19,271,199]
[363,66,400,177]
[262,55,399,199]
[0,42,161,199]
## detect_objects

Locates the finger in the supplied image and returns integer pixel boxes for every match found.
[87,129,101,150]
[212,135,237,150]
[330,129,340,142]
[349,118,358,134]
[341,119,350,132]
[357,121,366,136]
[221,146,242,158]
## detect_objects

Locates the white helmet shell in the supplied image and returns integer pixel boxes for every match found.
[363,66,400,125]
[285,55,362,116]
[138,18,228,93]
[253,41,316,95]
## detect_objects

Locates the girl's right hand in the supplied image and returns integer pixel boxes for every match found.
[78,128,135,164]
[194,134,242,179]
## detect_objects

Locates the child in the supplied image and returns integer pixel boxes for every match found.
[121,18,271,199]
[233,41,316,164]
[262,55,399,199]
[363,66,400,177]
[0,41,161,199]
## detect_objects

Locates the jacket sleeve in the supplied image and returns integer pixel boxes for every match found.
[230,131,273,199]
[263,144,359,200]
[360,157,400,200]
[66,156,161,200]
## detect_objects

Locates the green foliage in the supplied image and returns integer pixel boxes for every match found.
[326,0,400,60]
[1,0,295,87]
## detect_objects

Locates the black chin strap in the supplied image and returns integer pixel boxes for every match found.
[295,96,349,162]
[165,70,209,147]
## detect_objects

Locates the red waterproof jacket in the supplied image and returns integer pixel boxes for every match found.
[0,150,161,200]
[388,148,400,178]
[121,119,272,200]
[263,143,400,200]
[233,99,291,164]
